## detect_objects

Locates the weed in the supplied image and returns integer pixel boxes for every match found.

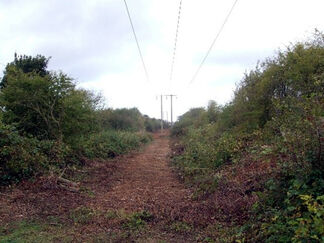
[122,211,153,231]
[69,206,95,224]
[169,221,192,233]
[0,220,70,243]
[104,210,119,220]
[80,186,96,198]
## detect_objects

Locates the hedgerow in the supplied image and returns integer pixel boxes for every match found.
[75,131,152,159]
[0,54,154,186]
[171,31,324,241]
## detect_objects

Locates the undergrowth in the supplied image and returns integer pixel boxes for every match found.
[171,31,324,242]
[0,53,156,186]
[0,123,152,186]
[0,220,71,243]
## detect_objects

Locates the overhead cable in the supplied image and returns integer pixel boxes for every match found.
[123,0,150,82]
[170,0,183,81]
[189,0,239,84]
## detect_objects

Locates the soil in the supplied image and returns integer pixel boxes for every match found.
[0,132,216,242]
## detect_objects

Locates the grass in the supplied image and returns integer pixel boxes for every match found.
[69,206,96,225]
[0,210,155,242]
[0,220,71,243]
[121,211,154,231]
[169,221,192,233]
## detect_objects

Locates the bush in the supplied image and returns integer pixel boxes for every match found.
[0,123,75,186]
[0,54,155,186]
[75,131,152,159]
[96,108,144,132]
[171,31,324,241]
[0,124,47,185]
[144,116,162,132]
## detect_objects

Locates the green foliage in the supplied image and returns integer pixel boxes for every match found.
[171,31,324,242]
[171,107,205,136]
[172,124,257,197]
[69,207,96,224]
[144,115,165,132]
[96,108,166,133]
[0,220,71,242]
[0,65,100,141]
[0,53,155,185]
[97,108,144,132]
[61,88,101,142]
[0,53,50,88]
[260,194,324,243]
[240,169,324,243]
[169,221,192,233]
[0,123,73,186]
[122,211,153,231]
[76,130,151,159]
[104,210,119,220]
[0,123,47,185]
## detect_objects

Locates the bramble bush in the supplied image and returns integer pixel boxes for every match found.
[171,31,324,241]
[0,123,46,185]
[0,123,73,185]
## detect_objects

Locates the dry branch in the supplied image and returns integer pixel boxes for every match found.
[57,177,80,192]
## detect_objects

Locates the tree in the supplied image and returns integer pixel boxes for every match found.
[0,56,102,141]
[206,100,221,123]
[0,66,74,139]
[97,108,144,132]
[1,53,50,88]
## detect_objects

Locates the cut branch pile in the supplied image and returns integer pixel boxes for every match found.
[56,177,80,192]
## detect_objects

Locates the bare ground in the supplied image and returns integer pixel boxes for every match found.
[0,132,216,242]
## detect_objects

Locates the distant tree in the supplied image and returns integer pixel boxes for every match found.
[171,108,206,136]
[97,108,144,132]
[206,100,221,123]
[143,115,167,132]
[62,88,101,141]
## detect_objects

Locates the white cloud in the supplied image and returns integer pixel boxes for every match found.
[0,0,323,120]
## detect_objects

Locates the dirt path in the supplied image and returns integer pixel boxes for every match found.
[82,132,212,241]
[0,133,214,242]
[89,132,192,216]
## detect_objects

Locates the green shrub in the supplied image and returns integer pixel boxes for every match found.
[69,207,96,224]
[171,31,324,242]
[243,169,324,243]
[0,53,155,186]
[0,124,47,185]
[144,116,163,132]
[122,211,153,231]
[75,130,151,159]
[0,124,74,186]
[96,108,144,132]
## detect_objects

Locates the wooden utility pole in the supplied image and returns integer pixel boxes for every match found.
[165,94,176,126]
[160,95,163,131]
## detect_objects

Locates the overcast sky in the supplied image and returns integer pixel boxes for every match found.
[0,0,323,120]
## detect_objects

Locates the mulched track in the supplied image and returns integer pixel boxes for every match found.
[0,132,215,242]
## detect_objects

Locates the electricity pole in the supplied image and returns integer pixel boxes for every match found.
[160,95,163,131]
[165,94,176,126]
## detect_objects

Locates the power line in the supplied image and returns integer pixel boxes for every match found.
[170,0,183,81]
[189,0,239,84]
[123,0,150,82]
